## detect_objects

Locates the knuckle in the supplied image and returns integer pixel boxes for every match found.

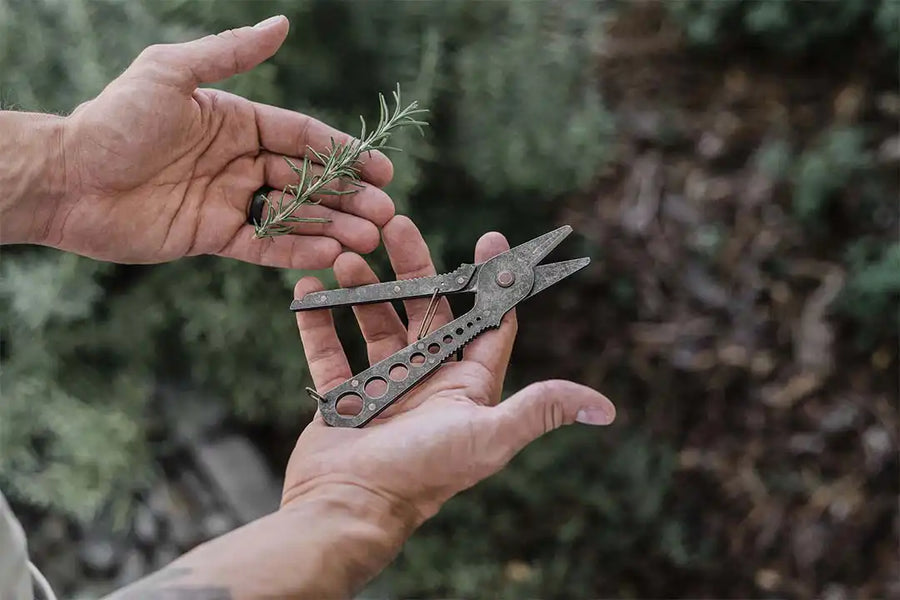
[307,345,344,366]
[523,381,565,434]
[366,328,404,346]
[399,258,435,280]
[296,118,313,155]
[137,43,169,63]
[215,29,240,42]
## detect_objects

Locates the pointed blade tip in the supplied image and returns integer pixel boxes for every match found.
[554,224,573,240]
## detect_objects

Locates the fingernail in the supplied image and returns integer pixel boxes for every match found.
[254,15,285,29]
[575,408,614,426]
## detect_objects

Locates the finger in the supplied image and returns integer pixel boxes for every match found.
[333,252,408,364]
[262,195,381,254]
[216,226,341,269]
[253,102,393,187]
[262,154,395,226]
[382,216,454,339]
[294,277,353,392]
[460,232,516,397]
[493,380,616,459]
[133,16,289,91]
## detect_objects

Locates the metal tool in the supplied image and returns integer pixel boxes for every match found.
[291,225,589,427]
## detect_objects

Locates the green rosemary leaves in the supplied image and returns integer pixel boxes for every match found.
[252,85,427,238]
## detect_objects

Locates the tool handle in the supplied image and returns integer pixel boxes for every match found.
[311,305,501,427]
[290,264,476,311]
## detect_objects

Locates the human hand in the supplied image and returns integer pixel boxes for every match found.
[107,217,615,600]
[46,16,394,267]
[284,215,616,522]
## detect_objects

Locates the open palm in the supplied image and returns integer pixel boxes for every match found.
[282,216,616,520]
[52,16,393,268]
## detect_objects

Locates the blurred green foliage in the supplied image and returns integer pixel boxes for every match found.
[840,241,900,346]
[792,126,872,226]
[374,430,709,598]
[669,0,900,56]
[759,125,898,346]
[1,0,897,597]
[451,2,612,196]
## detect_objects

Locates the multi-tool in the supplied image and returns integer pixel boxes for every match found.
[291,225,589,427]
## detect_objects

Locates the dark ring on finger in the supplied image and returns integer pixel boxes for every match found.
[248,186,273,226]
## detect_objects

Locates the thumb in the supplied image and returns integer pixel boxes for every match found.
[134,15,289,90]
[493,380,616,458]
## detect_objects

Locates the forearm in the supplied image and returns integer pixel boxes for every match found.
[106,484,420,599]
[0,111,67,244]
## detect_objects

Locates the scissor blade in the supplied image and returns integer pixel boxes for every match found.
[527,257,590,299]
[508,225,573,266]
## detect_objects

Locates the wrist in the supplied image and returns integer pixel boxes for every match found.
[277,479,422,594]
[154,481,421,599]
[0,111,69,245]
[282,477,423,542]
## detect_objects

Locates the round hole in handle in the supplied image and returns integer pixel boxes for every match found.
[442,334,453,344]
[364,377,387,398]
[335,392,363,417]
[467,322,473,328]
[455,327,464,335]
[427,343,441,354]
[410,352,426,365]
[389,364,409,381]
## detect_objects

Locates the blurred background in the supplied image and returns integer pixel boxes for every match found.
[1,0,898,598]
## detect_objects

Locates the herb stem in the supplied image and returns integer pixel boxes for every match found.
[253,84,427,239]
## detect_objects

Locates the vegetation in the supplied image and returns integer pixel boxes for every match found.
[1,0,896,597]
[669,0,900,55]
[253,85,427,238]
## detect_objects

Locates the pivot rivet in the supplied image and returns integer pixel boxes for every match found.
[496,271,515,287]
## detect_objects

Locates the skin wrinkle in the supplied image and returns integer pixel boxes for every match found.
[361,327,407,349]
[433,361,492,399]
[293,110,314,157]
[281,474,398,514]
[214,31,243,77]
[251,97,264,154]
[391,260,435,282]
[251,234,267,265]
[26,118,67,245]
[305,343,348,375]
[194,163,261,255]
[547,399,565,433]
[173,94,245,256]
[46,195,82,248]
[455,361,498,404]
[166,169,205,258]
[143,41,215,91]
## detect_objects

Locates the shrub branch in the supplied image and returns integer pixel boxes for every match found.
[253,84,427,238]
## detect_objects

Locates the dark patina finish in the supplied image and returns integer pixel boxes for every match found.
[292,225,590,427]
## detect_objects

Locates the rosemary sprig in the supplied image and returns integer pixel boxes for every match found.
[253,84,428,238]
